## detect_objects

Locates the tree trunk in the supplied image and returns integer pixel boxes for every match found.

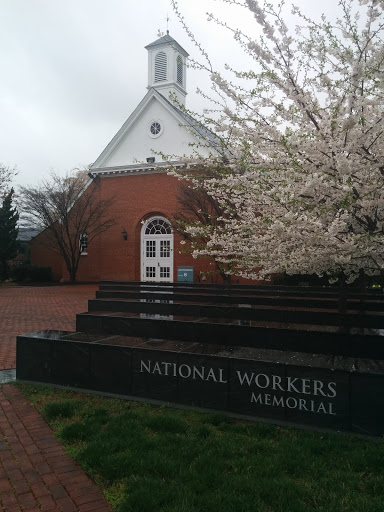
[0,260,8,281]
[338,272,348,333]
[358,268,366,332]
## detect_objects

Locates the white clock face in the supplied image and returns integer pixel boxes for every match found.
[148,119,163,138]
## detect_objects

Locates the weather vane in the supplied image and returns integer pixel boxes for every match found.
[157,15,170,38]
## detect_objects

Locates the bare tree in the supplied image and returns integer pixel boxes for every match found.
[173,169,236,283]
[20,169,116,282]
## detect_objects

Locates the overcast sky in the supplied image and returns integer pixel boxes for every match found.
[0,0,337,187]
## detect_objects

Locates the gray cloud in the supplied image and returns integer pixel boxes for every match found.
[0,0,337,186]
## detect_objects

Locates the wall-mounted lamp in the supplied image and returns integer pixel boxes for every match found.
[121,228,127,241]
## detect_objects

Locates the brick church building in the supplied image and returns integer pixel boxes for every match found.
[31,33,246,284]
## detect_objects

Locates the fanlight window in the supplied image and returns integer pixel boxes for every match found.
[176,55,183,85]
[145,218,171,235]
[155,51,167,82]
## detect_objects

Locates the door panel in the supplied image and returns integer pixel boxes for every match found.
[143,238,172,281]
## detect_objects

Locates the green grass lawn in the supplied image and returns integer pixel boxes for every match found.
[19,383,384,512]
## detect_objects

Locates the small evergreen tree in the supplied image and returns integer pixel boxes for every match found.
[0,188,19,280]
[0,163,17,199]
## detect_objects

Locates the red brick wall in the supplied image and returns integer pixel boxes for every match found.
[30,172,256,284]
[30,236,65,282]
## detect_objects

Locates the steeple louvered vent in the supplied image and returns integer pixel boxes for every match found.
[176,55,183,85]
[155,52,167,82]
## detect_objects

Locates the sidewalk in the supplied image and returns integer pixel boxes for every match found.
[0,285,112,511]
[0,385,111,512]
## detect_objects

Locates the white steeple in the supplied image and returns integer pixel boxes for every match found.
[145,32,188,106]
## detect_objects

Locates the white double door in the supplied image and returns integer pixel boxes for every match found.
[142,234,173,282]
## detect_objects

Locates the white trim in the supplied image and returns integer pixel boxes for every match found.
[90,161,200,178]
[148,119,164,139]
[90,89,213,170]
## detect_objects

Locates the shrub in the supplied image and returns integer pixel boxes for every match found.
[10,264,51,282]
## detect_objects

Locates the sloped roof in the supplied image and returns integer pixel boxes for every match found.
[17,227,41,242]
[159,93,223,154]
[91,88,223,171]
[145,32,188,56]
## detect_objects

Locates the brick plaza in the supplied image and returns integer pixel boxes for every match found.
[0,284,97,370]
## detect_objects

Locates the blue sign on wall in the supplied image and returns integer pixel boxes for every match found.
[177,266,194,282]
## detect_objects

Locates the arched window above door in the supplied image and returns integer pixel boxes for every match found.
[145,218,172,235]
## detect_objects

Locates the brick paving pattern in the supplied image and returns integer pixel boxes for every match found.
[0,285,97,370]
[0,385,111,512]
[0,284,112,511]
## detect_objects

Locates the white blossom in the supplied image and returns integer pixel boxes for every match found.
[173,0,384,283]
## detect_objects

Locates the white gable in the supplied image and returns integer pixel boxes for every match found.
[91,90,215,170]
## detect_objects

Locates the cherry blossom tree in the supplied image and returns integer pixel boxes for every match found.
[172,0,384,284]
